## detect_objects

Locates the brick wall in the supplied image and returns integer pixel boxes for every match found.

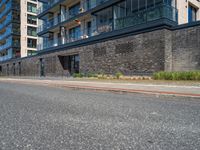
[0,24,199,77]
[171,25,200,71]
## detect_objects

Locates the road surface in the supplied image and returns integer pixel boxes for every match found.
[0,81,200,150]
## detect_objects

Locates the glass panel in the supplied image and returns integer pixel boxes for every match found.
[139,0,146,11]
[95,7,113,33]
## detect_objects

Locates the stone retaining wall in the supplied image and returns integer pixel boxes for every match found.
[0,23,199,77]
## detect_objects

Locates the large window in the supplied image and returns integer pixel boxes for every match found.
[69,26,81,41]
[27,26,37,36]
[27,50,37,56]
[69,3,80,17]
[27,2,37,13]
[188,5,197,22]
[27,14,37,25]
[27,38,37,48]
[113,0,177,29]
[95,7,113,33]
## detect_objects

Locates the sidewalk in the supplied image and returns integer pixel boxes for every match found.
[0,78,200,98]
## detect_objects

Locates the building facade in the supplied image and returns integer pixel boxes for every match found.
[0,0,199,76]
[177,0,200,24]
[0,0,38,62]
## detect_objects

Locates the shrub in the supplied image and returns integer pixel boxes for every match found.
[87,73,98,78]
[115,72,123,79]
[153,71,200,81]
[73,73,84,78]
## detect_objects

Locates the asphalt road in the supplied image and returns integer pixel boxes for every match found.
[0,82,200,150]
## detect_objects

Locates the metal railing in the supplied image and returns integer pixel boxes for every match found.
[37,0,109,15]
[0,1,20,19]
[37,0,62,14]
[0,37,20,52]
[37,0,100,33]
[38,4,178,51]
[38,28,94,50]
[0,0,6,9]
[114,4,178,30]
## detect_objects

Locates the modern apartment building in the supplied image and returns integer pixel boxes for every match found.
[37,0,179,74]
[0,0,199,77]
[0,0,38,61]
[37,0,200,51]
[177,0,200,24]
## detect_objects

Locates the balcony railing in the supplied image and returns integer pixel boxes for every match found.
[0,0,6,9]
[0,26,20,41]
[37,0,109,15]
[38,4,178,51]
[0,54,12,61]
[38,28,94,50]
[37,0,63,15]
[0,1,20,19]
[114,4,178,30]
[0,37,20,52]
[38,1,110,33]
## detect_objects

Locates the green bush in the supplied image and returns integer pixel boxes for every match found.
[86,73,98,78]
[153,71,200,81]
[115,72,123,79]
[73,73,84,78]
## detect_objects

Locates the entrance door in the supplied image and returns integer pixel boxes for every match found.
[59,54,80,75]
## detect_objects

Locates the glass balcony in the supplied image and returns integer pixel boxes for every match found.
[0,55,12,61]
[0,36,20,52]
[0,13,12,30]
[37,0,109,15]
[38,28,94,50]
[0,28,12,41]
[0,12,20,31]
[0,1,20,19]
[0,25,20,41]
[0,0,6,9]
[37,0,109,33]
[38,4,178,51]
[114,4,178,30]
[0,48,12,61]
[37,0,62,14]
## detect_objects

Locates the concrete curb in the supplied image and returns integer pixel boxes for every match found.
[0,78,200,98]
[58,84,200,98]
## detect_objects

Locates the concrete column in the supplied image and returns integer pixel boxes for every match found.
[53,32,58,46]
[91,16,97,36]
[60,5,66,22]
[80,0,84,12]
[80,20,86,39]
[60,27,66,44]
[164,29,173,72]
[8,48,13,60]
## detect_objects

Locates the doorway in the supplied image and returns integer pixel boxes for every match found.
[40,58,45,77]
[59,54,80,75]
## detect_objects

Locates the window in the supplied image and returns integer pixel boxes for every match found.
[188,5,197,22]
[95,7,113,33]
[27,14,37,25]
[27,38,37,48]
[87,21,92,37]
[27,26,37,36]
[69,3,80,17]
[27,50,37,56]
[27,2,37,13]
[69,26,81,41]
[58,55,80,74]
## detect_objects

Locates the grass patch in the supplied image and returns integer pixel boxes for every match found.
[153,71,200,81]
